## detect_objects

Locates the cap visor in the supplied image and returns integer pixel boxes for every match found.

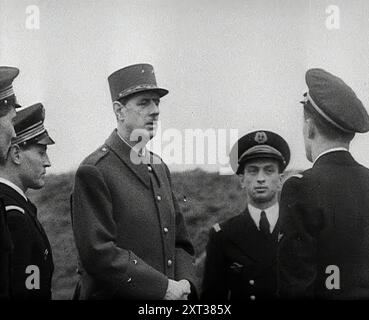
[34,132,55,145]
[237,153,286,173]
[120,87,169,100]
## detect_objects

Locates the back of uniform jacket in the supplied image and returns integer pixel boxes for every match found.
[278,151,369,299]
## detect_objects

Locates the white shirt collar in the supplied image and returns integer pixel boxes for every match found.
[117,130,146,157]
[248,202,279,233]
[0,177,28,201]
[313,147,349,165]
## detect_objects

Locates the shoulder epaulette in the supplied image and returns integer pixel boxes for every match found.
[84,145,110,166]
[5,205,25,214]
[212,223,221,232]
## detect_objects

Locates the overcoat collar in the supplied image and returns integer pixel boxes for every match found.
[313,150,356,168]
[105,129,157,189]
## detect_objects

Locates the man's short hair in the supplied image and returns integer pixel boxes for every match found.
[303,102,355,142]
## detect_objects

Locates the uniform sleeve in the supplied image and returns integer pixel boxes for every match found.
[0,202,12,299]
[201,228,228,300]
[7,210,32,299]
[72,164,168,299]
[277,177,323,299]
[163,164,198,298]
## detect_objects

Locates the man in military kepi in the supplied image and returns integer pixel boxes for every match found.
[0,66,21,299]
[278,68,369,299]
[71,63,197,300]
[0,103,54,299]
[201,130,290,300]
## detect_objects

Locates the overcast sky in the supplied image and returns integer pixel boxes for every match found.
[1,0,369,174]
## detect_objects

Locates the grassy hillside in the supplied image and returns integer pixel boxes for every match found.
[27,169,299,300]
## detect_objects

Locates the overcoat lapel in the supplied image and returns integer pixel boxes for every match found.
[225,208,264,262]
[105,130,151,189]
[26,200,51,248]
[225,208,281,266]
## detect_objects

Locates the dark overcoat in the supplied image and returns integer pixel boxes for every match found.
[0,198,12,299]
[0,183,54,300]
[278,151,369,299]
[71,130,197,300]
[201,208,280,301]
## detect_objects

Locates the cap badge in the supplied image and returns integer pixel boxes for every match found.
[254,131,268,144]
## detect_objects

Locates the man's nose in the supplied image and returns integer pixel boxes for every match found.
[44,154,51,167]
[256,171,266,182]
[150,101,160,116]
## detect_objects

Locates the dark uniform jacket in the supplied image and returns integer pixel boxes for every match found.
[0,198,12,299]
[278,151,369,299]
[0,182,54,300]
[201,207,280,301]
[71,130,197,300]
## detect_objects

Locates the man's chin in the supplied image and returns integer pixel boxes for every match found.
[253,194,274,204]
[130,128,154,142]
[147,127,158,139]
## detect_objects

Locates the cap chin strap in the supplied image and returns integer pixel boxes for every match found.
[305,92,354,133]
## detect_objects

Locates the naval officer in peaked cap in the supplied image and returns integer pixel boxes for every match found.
[278,68,369,299]
[0,103,54,299]
[0,66,21,299]
[202,130,290,301]
[0,67,21,159]
[71,63,197,300]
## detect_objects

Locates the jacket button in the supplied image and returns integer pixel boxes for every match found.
[167,259,172,267]
[249,280,255,285]
[163,227,168,233]
[250,295,256,300]
[102,147,107,152]
[157,195,161,201]
[127,277,132,283]
[148,165,152,172]
[133,259,137,265]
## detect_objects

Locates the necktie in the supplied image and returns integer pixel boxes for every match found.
[259,210,270,235]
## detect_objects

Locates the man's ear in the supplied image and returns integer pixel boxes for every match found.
[306,118,316,139]
[238,173,245,189]
[113,101,126,121]
[277,173,283,191]
[9,144,22,165]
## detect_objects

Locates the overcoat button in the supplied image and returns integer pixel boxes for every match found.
[167,260,172,267]
[157,195,161,201]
